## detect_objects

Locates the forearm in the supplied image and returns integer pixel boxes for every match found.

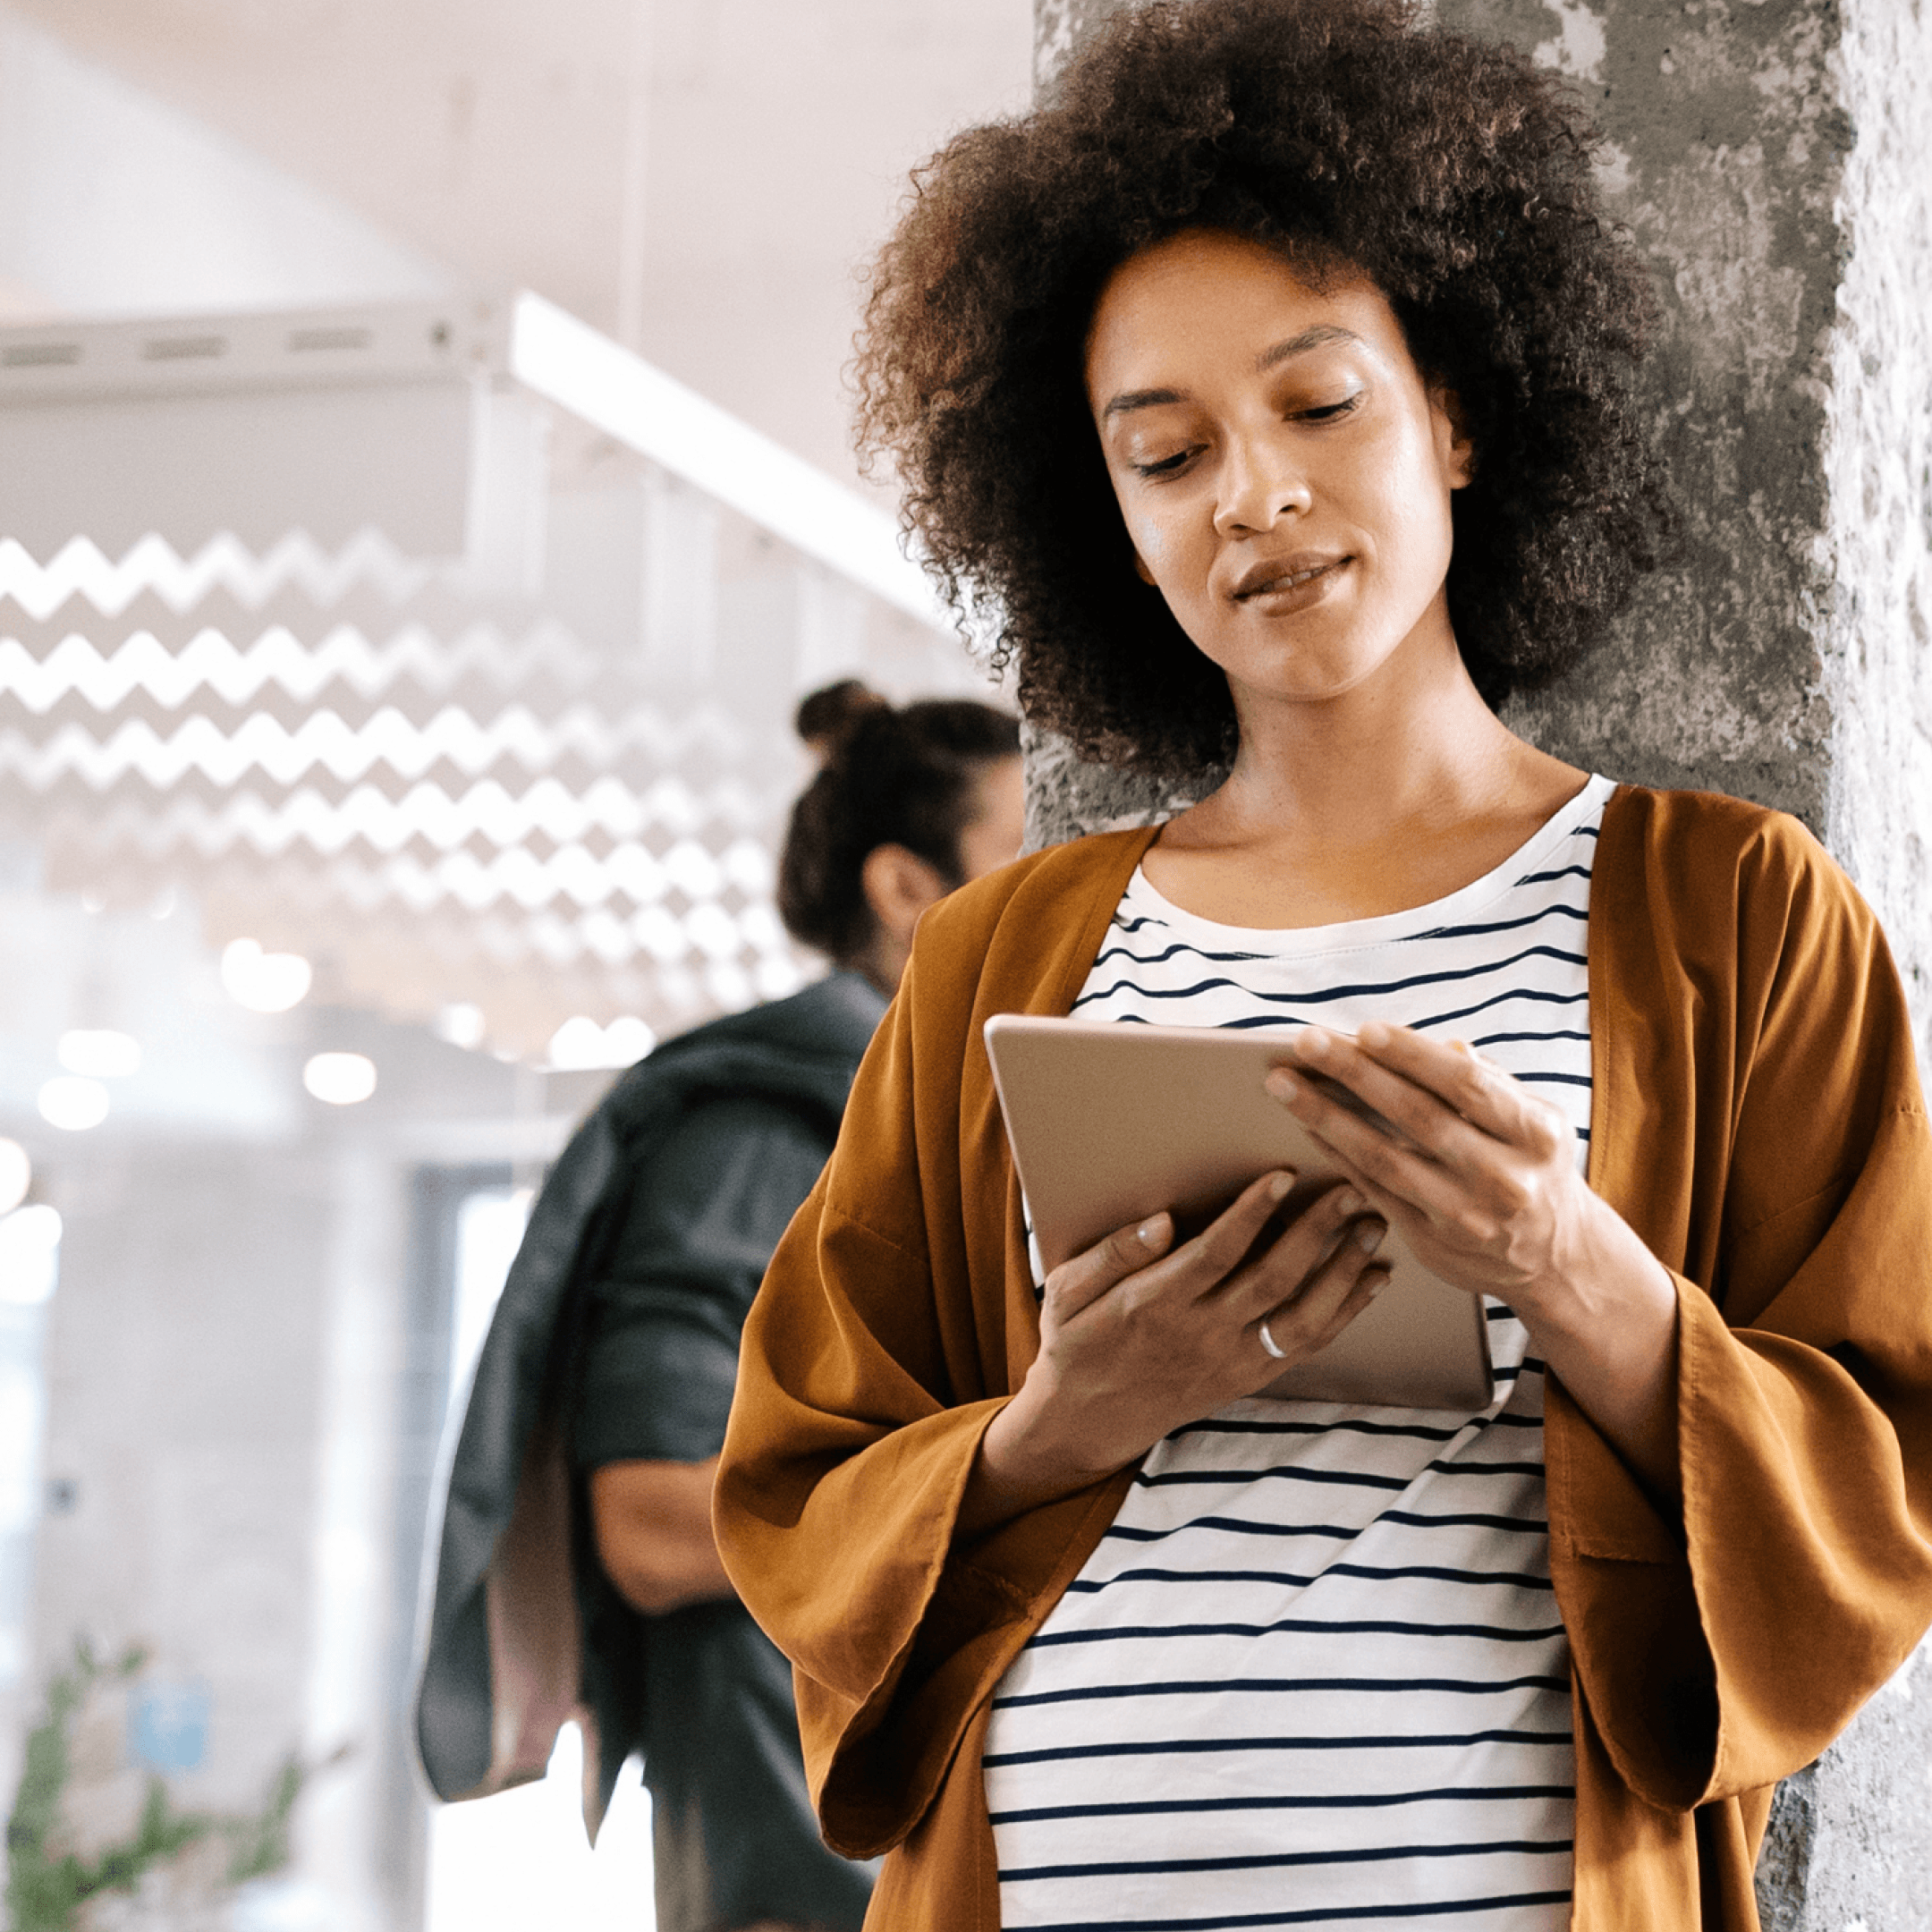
[957,1378,1129,1542]
[590,1456,737,1614]
[1521,1206,1682,1512]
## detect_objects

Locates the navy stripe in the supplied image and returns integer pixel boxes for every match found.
[1024,1617,1566,1652]
[987,1784,1577,1826]
[1067,1563,1553,1594]
[1405,983,1588,1033]
[1489,1360,1548,1385]
[1169,1408,1538,1437]
[1089,937,1275,970]
[1169,1416,1469,1444]
[985,1727,1573,1767]
[1470,1027,1591,1048]
[992,1674,1571,1710]
[1073,943,1589,1015]
[1136,1465,1411,1493]
[987,1887,1575,1931]
[1103,1517,1367,1545]
[1000,1837,1574,1882]
[1424,1459,1548,1479]
[1381,1510,1549,1534]
[1411,904,1587,944]
[1513,863,1594,887]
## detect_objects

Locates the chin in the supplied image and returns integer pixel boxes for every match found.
[1217,647,1397,709]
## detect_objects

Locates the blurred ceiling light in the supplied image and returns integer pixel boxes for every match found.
[0,1140,29,1216]
[57,1029,141,1079]
[222,937,313,1013]
[303,1052,377,1106]
[546,1014,655,1072]
[508,292,945,628]
[435,1002,487,1051]
[38,1077,109,1131]
[0,1203,62,1306]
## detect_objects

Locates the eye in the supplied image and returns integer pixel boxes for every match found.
[1130,447,1197,479]
[1295,393,1362,423]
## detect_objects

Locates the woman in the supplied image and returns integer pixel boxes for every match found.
[416,682,1021,1932]
[711,4,1932,1928]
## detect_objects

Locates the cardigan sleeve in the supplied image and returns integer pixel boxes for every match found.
[714,928,1133,1859]
[1555,805,1932,1810]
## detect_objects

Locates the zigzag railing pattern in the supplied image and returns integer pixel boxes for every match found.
[0,533,815,1055]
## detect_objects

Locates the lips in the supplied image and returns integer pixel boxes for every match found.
[1231,553,1348,601]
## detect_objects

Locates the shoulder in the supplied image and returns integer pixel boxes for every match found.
[623,1089,836,1216]
[715,971,889,1063]
[657,971,886,1065]
[1598,786,1899,1044]
[1602,784,1872,936]
[597,973,886,1137]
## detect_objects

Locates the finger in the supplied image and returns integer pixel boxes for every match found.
[1272,1071,1491,1230]
[1350,1021,1563,1155]
[1045,1209,1175,1320]
[1314,1263,1394,1349]
[1168,1168,1299,1287]
[1278,1028,1492,1165]
[1254,1233,1393,1357]
[1274,1027,1569,1184]
[1220,1179,1378,1316]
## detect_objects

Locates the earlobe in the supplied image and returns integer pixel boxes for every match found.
[860,842,950,945]
[1132,548,1158,587]
[1435,386,1476,490]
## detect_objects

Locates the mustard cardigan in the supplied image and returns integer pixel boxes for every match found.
[715,785,1932,1930]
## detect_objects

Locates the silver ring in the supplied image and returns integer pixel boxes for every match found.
[1258,1318,1286,1360]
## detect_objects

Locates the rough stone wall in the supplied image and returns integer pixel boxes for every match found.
[1025,0,1932,1923]
[1819,0,1932,1056]
[1469,0,1844,828]
[1796,0,1932,1910]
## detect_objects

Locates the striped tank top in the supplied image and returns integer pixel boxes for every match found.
[983,774,1613,1931]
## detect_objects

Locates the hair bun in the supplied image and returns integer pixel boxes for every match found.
[794,679,890,761]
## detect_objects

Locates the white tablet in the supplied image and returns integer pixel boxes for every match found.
[983,1013,1492,1411]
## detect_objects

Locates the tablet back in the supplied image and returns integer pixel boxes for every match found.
[984,1013,1492,1411]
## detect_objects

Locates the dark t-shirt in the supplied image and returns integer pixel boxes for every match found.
[571,1093,874,1932]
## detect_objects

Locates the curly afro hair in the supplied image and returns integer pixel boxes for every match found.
[854,0,1674,776]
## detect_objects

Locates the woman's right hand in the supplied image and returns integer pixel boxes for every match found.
[961,1173,1388,1535]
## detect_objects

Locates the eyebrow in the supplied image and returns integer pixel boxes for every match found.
[1100,325,1365,420]
[1256,324,1361,370]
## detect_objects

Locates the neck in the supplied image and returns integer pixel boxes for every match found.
[848,932,909,999]
[1210,631,1529,843]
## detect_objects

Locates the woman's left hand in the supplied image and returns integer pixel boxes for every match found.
[1266,1020,1683,1507]
[1266,1021,1596,1318]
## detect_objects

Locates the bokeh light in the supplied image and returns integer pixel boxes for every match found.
[302,1052,377,1105]
[222,938,314,1014]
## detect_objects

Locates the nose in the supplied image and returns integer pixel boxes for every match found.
[1212,429,1312,538]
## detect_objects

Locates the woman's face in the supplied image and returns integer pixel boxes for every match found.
[1083,228,1472,714]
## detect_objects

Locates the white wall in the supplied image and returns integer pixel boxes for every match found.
[0,9,450,322]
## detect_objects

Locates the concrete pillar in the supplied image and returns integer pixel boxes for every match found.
[1029,0,1932,1921]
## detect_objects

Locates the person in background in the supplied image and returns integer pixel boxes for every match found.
[415,680,1022,1932]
